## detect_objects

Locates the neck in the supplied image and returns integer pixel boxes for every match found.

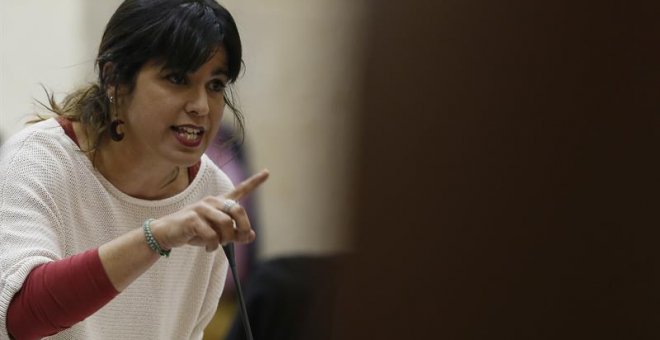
[74,123,188,200]
[97,150,187,200]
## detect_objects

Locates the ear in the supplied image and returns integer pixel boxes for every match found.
[102,62,118,99]
[102,62,116,84]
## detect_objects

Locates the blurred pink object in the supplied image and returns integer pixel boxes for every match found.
[205,128,258,295]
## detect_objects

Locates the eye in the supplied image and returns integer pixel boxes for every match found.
[208,79,227,93]
[166,73,187,85]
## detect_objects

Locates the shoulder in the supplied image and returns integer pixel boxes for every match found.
[0,119,80,184]
[1,119,75,165]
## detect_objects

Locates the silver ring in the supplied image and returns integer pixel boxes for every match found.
[222,199,239,213]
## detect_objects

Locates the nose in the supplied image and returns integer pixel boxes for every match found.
[184,86,209,116]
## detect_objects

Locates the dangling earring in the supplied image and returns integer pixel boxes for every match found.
[108,95,125,142]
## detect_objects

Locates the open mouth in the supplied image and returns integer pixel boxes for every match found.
[172,125,205,146]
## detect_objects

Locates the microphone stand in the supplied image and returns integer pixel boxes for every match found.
[222,243,254,340]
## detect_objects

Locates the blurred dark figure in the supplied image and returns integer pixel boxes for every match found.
[226,256,341,340]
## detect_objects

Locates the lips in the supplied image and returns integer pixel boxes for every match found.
[172,125,205,147]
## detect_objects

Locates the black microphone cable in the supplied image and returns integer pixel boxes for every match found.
[222,243,254,340]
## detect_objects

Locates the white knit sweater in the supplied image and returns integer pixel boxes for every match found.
[0,119,231,339]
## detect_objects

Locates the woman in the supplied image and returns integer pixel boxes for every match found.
[0,1,267,339]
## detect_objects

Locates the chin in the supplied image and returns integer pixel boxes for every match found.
[170,152,204,168]
[182,156,203,167]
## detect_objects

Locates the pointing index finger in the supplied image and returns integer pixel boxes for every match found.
[225,169,270,200]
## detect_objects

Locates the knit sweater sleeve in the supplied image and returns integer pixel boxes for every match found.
[0,126,71,339]
[6,248,118,340]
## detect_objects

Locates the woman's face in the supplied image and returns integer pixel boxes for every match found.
[116,48,229,168]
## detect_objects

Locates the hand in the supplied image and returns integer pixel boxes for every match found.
[150,169,269,252]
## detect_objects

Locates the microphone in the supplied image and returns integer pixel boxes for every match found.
[222,243,254,340]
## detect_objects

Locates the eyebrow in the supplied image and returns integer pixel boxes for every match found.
[212,68,228,77]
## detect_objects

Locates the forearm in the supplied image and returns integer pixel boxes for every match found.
[98,226,161,292]
[98,170,270,292]
[7,249,118,339]
[7,226,163,339]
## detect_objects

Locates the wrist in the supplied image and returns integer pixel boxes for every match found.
[142,219,171,257]
[147,219,172,249]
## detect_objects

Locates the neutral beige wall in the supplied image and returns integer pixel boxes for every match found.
[222,1,365,259]
[0,0,88,137]
[0,0,364,260]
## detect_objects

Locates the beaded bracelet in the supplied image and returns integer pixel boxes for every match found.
[143,218,171,257]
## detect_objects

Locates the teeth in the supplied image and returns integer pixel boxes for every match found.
[174,126,203,142]
[179,131,198,140]
[179,127,201,134]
